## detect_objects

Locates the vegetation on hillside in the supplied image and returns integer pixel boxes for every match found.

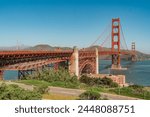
[15,68,150,100]
[19,69,118,89]
[80,75,119,88]
[21,68,80,88]
[110,85,150,99]
[0,83,42,100]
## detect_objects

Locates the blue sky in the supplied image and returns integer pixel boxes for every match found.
[0,0,150,53]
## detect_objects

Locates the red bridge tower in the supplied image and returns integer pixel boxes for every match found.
[111,18,121,69]
[131,42,136,61]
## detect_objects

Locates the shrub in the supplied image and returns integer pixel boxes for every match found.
[79,89,101,100]
[110,82,119,87]
[34,84,49,94]
[0,83,42,100]
[94,78,103,85]
[79,75,92,84]
[101,77,113,86]
[129,85,144,90]
[80,75,118,88]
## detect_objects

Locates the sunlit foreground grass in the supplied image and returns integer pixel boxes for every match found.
[42,94,78,100]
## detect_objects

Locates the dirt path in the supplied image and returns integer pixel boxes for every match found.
[1,81,140,100]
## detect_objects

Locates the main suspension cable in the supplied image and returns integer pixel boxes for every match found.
[90,23,111,47]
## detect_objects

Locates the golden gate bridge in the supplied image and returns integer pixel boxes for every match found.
[0,18,136,80]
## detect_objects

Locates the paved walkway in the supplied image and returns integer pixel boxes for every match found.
[49,86,140,100]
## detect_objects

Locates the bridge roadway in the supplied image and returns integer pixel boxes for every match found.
[0,50,73,70]
[0,50,131,71]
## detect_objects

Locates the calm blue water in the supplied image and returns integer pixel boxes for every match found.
[4,70,18,80]
[3,60,150,86]
[100,60,150,86]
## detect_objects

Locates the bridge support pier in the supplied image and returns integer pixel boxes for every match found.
[0,70,3,80]
[111,54,121,69]
[95,48,99,74]
[69,47,79,77]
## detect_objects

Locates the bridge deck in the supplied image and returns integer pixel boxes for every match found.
[0,50,134,71]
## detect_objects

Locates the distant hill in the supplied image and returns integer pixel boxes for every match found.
[0,44,72,51]
[26,44,54,50]
[135,51,150,60]
[25,44,72,51]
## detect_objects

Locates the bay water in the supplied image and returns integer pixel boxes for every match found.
[100,60,150,86]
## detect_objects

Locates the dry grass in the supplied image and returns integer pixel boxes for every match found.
[42,94,78,100]
[144,87,150,92]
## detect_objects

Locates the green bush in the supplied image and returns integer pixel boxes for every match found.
[80,75,118,88]
[34,84,49,94]
[0,83,41,100]
[79,89,101,100]
[129,85,144,90]
[79,75,92,84]
[101,77,113,86]
[110,82,119,87]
